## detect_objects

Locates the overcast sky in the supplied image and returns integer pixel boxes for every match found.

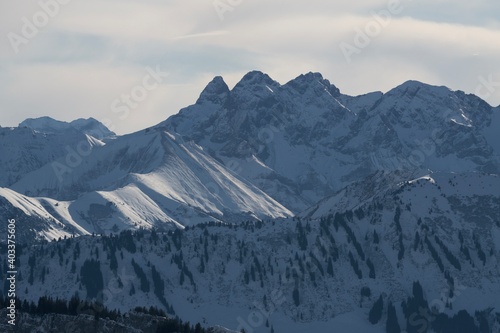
[1,0,499,134]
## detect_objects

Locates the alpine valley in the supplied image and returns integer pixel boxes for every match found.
[1,71,499,333]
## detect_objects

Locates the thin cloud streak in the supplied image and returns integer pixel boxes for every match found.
[172,31,230,40]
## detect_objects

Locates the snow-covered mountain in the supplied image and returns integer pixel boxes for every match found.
[2,71,499,242]
[20,116,116,140]
[1,127,291,242]
[161,72,500,212]
[1,71,500,332]
[0,125,107,187]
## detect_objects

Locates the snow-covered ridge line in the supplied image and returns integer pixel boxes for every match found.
[1,71,499,243]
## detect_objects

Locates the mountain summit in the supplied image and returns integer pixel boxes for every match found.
[20,116,115,139]
[196,76,230,105]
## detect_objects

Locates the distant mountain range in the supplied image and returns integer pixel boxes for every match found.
[1,71,498,243]
[0,71,499,332]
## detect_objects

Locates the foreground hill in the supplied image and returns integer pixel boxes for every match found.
[2,172,498,332]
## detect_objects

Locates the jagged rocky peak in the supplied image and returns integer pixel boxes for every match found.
[232,70,279,90]
[196,76,230,105]
[223,71,282,108]
[285,71,341,97]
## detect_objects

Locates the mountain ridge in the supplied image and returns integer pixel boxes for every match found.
[1,71,499,332]
[1,71,499,241]
[161,71,499,212]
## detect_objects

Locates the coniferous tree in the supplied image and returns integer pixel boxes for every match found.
[361,286,371,298]
[348,251,362,279]
[292,287,300,306]
[398,234,405,260]
[131,259,149,292]
[110,252,118,272]
[327,257,334,277]
[367,258,376,279]
[80,259,104,299]
[152,265,167,306]
[386,302,401,333]
[369,295,384,324]
[373,230,380,244]
[413,232,420,251]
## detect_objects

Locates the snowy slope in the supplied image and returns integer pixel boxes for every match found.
[0,187,88,242]
[3,172,499,332]
[5,128,292,242]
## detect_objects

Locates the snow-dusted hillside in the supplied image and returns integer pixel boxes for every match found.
[3,128,291,242]
[0,187,88,241]
[2,173,499,333]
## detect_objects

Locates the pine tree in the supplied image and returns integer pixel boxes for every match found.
[80,259,104,299]
[110,252,118,272]
[386,302,401,333]
[361,286,371,298]
[369,295,383,324]
[413,232,420,251]
[367,258,376,279]
[293,288,300,306]
[327,257,334,276]
[131,259,149,292]
[373,230,380,244]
